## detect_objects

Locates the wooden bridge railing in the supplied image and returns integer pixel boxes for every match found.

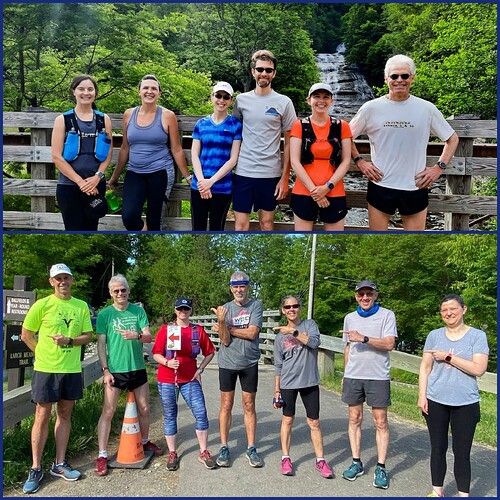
[3,310,496,428]
[3,111,497,231]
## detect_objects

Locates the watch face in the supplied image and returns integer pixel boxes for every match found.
[437,162,447,170]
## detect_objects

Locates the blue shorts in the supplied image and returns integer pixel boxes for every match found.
[232,174,280,213]
[290,194,347,223]
[367,181,428,216]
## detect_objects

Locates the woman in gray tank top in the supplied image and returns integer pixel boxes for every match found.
[109,74,191,231]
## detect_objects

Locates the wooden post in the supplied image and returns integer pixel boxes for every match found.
[29,108,55,214]
[317,349,335,378]
[444,114,478,230]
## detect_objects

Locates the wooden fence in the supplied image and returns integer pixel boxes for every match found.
[3,111,497,231]
[3,310,496,428]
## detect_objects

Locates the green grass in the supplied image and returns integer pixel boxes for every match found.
[2,366,158,489]
[322,359,497,449]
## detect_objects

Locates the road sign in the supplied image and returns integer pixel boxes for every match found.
[3,290,36,321]
[4,324,34,369]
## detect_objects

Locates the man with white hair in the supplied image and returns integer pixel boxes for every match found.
[95,274,162,477]
[349,54,459,230]
[21,263,93,493]
[211,271,264,468]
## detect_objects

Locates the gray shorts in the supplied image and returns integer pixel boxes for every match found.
[341,378,391,407]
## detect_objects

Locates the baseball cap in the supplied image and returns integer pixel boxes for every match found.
[49,263,73,278]
[174,297,192,309]
[307,83,334,98]
[213,81,234,96]
[355,280,378,292]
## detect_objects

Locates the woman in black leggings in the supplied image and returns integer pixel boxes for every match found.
[418,294,489,497]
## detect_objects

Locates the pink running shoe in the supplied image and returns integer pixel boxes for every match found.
[281,457,293,476]
[315,459,334,479]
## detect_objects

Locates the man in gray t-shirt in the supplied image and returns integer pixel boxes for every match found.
[232,49,297,231]
[211,271,264,468]
[340,280,397,490]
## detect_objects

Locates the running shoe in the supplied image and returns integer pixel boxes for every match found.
[246,446,263,468]
[143,440,163,456]
[49,461,81,481]
[342,460,364,481]
[216,445,230,467]
[315,459,334,478]
[281,457,293,476]
[373,465,389,489]
[95,457,108,477]
[198,450,216,469]
[167,451,179,471]
[23,468,43,494]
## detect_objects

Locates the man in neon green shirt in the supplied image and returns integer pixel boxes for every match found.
[21,263,92,493]
[95,274,162,477]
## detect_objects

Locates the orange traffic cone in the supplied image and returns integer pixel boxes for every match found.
[108,391,153,469]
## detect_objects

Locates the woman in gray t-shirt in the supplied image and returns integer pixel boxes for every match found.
[418,294,489,497]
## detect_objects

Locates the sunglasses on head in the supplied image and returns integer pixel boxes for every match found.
[389,73,411,80]
[255,67,275,74]
[111,288,128,295]
[283,304,300,310]
[214,92,231,100]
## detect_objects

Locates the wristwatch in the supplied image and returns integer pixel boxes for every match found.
[326,181,334,190]
[353,156,363,164]
[67,337,74,346]
[435,161,447,170]
[95,171,105,180]
[293,330,299,337]
[362,336,369,344]
[137,333,143,340]
[445,353,453,362]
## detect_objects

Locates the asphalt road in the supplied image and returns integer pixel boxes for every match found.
[4,362,496,497]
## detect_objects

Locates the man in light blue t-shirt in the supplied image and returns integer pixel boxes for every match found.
[341,280,398,490]
[232,49,297,231]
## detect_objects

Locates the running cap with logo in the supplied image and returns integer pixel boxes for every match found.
[308,83,334,98]
[355,280,378,292]
[213,81,234,96]
[49,263,73,278]
[175,297,193,309]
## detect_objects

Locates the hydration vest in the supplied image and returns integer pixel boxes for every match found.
[300,116,342,167]
[62,109,111,162]
[164,323,201,359]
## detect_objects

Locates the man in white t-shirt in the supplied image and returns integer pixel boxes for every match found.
[349,54,459,230]
[341,280,398,490]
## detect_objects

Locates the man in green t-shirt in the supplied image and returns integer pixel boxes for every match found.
[21,263,93,494]
[95,274,162,477]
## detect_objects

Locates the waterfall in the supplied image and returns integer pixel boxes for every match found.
[316,44,374,118]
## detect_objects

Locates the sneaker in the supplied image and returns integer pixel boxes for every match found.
[23,468,44,494]
[167,451,179,471]
[281,457,293,476]
[143,440,163,456]
[216,445,230,467]
[342,461,364,481]
[427,490,444,497]
[49,461,81,481]
[95,457,108,477]
[198,450,216,469]
[373,465,389,489]
[246,446,263,468]
[315,459,334,479]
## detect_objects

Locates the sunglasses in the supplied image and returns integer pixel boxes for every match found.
[111,288,128,295]
[214,92,231,100]
[389,73,411,80]
[176,306,191,311]
[283,304,300,310]
[255,67,275,74]
[356,291,375,297]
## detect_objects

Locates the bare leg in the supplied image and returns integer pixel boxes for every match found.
[323,219,345,231]
[372,407,389,464]
[241,391,257,446]
[293,214,314,231]
[196,429,209,451]
[133,382,151,441]
[219,391,235,445]
[258,209,275,231]
[401,209,427,231]
[308,417,325,458]
[368,204,391,231]
[31,403,53,468]
[280,416,294,455]
[165,435,176,452]
[97,384,121,452]
[347,404,364,458]
[54,400,75,464]
[234,211,250,231]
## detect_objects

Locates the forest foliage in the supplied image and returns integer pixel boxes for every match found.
[3,3,496,118]
[3,233,497,370]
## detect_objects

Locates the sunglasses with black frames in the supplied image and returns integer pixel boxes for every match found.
[389,73,411,80]
[255,67,275,74]
[214,92,231,100]
[283,304,300,310]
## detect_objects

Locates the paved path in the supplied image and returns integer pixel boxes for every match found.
[5,363,496,497]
